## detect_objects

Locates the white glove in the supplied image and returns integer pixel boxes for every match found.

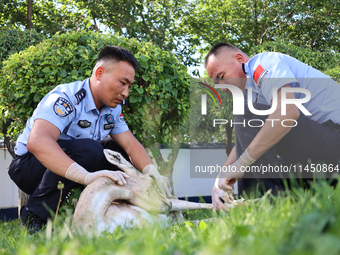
[211,178,235,210]
[220,149,256,179]
[65,162,129,185]
[218,149,256,193]
[143,164,172,197]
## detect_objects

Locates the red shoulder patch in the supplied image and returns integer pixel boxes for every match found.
[119,112,125,121]
[253,65,265,84]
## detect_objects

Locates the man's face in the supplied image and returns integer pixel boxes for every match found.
[95,60,135,109]
[206,52,247,92]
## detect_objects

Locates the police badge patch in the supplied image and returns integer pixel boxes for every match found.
[107,114,114,123]
[104,114,115,130]
[53,97,74,117]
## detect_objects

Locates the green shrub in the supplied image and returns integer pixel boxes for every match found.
[0,31,190,147]
[0,29,45,69]
[324,67,340,82]
[0,29,45,142]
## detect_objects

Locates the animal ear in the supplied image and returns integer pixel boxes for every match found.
[103,149,137,176]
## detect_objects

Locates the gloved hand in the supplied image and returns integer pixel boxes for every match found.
[211,176,235,210]
[65,162,129,185]
[143,164,172,197]
[219,149,256,191]
[211,183,226,210]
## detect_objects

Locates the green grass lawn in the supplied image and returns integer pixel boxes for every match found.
[1,179,340,255]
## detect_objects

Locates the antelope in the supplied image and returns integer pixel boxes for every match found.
[73,149,213,235]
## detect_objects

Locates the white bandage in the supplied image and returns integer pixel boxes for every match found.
[65,162,89,185]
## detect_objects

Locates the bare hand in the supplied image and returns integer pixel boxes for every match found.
[85,170,129,186]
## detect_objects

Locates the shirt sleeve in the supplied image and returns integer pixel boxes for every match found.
[251,53,299,104]
[110,105,129,135]
[33,91,76,133]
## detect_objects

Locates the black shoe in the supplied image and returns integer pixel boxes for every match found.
[20,206,46,233]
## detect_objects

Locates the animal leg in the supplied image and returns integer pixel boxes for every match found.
[169,198,212,211]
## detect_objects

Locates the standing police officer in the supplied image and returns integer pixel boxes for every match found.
[204,43,340,210]
[8,46,171,232]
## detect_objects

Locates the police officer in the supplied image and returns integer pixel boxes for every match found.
[8,46,171,232]
[204,43,340,210]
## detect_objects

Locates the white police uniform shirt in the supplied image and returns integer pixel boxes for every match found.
[243,52,340,125]
[15,78,129,156]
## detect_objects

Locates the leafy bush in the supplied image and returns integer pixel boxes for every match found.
[324,67,340,81]
[0,29,45,150]
[0,29,45,69]
[0,31,190,148]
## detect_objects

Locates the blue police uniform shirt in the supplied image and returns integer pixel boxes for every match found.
[15,78,129,156]
[243,52,340,125]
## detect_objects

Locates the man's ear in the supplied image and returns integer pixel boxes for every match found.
[234,52,245,64]
[95,66,104,81]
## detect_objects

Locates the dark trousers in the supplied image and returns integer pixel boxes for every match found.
[8,137,130,221]
[235,103,340,196]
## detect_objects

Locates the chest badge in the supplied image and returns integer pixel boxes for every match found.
[78,120,91,128]
[104,114,115,130]
[107,114,114,123]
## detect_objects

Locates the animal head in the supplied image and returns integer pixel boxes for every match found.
[103,149,171,214]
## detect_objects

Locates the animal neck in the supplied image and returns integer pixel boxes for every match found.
[85,178,133,217]
[98,180,132,203]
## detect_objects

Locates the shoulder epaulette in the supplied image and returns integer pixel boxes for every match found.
[74,88,86,104]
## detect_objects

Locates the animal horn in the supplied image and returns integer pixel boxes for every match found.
[103,149,137,175]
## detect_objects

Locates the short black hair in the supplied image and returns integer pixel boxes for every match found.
[204,43,239,68]
[97,46,141,70]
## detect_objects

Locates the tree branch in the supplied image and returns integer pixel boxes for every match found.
[2,119,15,158]
[149,142,165,168]
[92,17,99,31]
[27,0,33,29]
[165,135,181,167]
[260,9,294,44]
[10,0,27,27]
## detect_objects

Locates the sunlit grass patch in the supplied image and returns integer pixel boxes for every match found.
[1,179,340,255]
